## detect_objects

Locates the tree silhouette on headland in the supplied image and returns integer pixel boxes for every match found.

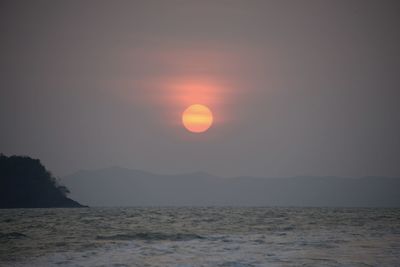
[0,154,84,208]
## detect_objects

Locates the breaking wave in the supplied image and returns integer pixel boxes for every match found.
[0,232,27,240]
[96,232,204,241]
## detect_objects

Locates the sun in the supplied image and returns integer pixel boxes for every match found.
[182,104,213,133]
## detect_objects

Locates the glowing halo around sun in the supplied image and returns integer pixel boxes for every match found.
[182,104,213,133]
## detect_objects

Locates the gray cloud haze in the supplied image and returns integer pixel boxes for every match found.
[1,0,399,178]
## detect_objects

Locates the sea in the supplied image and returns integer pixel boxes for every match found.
[0,207,399,267]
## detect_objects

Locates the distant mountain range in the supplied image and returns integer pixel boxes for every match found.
[61,167,400,207]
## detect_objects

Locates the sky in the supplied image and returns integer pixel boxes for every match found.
[1,0,399,178]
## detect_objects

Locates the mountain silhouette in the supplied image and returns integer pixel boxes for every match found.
[0,154,84,208]
[62,167,400,207]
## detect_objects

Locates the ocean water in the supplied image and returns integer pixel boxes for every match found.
[0,207,399,267]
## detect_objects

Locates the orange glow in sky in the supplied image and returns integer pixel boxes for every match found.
[121,44,257,133]
[151,77,229,131]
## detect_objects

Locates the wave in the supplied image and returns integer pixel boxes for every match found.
[219,262,256,267]
[96,232,204,241]
[0,232,28,240]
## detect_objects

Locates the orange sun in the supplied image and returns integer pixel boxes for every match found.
[182,104,213,133]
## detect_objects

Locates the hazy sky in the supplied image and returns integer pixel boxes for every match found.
[1,0,399,178]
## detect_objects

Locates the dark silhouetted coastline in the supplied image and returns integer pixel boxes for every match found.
[0,154,84,208]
